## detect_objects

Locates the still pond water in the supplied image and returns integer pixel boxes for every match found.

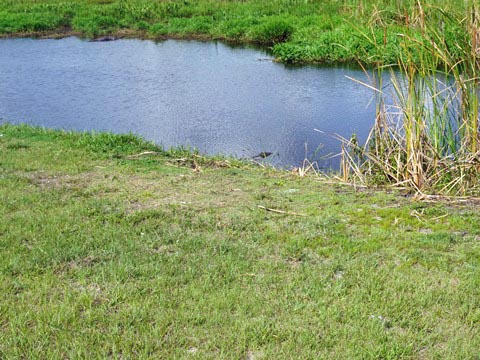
[0,37,377,168]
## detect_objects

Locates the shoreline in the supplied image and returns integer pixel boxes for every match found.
[0,29,372,67]
[0,0,471,67]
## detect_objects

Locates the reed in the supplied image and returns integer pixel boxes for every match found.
[341,1,480,195]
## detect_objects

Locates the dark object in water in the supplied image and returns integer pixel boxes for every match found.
[90,36,118,42]
[252,151,273,159]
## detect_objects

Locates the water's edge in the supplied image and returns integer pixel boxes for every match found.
[0,37,377,168]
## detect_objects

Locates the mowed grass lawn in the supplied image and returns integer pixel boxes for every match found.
[1,124,480,358]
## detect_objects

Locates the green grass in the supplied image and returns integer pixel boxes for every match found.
[1,123,480,358]
[0,0,474,65]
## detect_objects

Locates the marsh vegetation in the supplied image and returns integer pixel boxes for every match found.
[0,0,473,65]
[338,2,480,196]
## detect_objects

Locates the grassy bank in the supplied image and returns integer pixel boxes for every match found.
[0,0,474,65]
[1,123,480,358]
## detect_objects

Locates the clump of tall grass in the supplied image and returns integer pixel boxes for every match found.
[341,2,480,196]
[249,17,294,44]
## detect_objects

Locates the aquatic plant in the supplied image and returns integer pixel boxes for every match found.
[340,2,480,195]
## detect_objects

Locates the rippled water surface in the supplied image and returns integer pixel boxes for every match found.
[0,37,377,168]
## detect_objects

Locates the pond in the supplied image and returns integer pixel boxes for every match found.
[0,37,377,168]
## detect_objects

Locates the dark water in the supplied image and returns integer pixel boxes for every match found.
[0,37,377,168]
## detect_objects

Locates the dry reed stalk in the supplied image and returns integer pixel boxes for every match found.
[336,3,479,196]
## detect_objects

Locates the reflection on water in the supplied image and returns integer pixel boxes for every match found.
[0,37,377,168]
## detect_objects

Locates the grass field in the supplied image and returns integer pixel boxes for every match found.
[0,0,474,64]
[1,124,480,358]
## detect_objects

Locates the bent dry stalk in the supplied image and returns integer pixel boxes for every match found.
[340,2,480,196]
